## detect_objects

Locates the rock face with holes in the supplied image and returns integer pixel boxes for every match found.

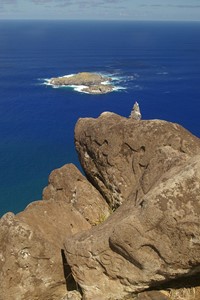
[64,112,200,300]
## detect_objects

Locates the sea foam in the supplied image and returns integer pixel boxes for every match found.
[42,72,128,94]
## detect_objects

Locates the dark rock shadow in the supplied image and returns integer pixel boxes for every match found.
[61,249,82,293]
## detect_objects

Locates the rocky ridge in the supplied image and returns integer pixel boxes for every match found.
[1,107,200,300]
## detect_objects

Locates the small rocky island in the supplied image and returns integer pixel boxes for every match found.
[50,72,114,94]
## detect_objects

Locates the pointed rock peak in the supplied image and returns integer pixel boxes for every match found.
[130,101,142,120]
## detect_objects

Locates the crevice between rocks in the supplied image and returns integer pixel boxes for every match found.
[61,249,82,294]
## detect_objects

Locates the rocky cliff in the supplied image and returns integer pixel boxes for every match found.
[0,111,200,300]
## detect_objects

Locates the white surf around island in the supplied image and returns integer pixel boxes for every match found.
[42,72,127,94]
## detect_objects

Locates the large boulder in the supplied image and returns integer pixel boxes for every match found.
[63,113,200,300]
[0,199,90,300]
[64,154,200,300]
[1,111,200,300]
[43,163,110,225]
[0,163,110,300]
[75,112,200,209]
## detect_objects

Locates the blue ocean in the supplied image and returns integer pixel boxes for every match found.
[0,20,199,216]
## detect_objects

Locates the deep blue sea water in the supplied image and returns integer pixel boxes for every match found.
[0,20,199,216]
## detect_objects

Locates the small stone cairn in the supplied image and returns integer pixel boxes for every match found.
[129,101,142,120]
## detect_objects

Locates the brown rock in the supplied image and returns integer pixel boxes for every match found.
[75,112,200,209]
[0,162,110,299]
[82,84,114,94]
[50,72,114,94]
[0,200,90,300]
[61,291,82,300]
[1,111,200,300]
[167,286,200,300]
[64,154,200,300]
[136,291,170,300]
[43,163,110,225]
[50,72,110,86]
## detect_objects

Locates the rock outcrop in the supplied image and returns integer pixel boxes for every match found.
[64,154,200,299]
[50,72,110,86]
[0,164,110,300]
[75,112,200,209]
[50,72,114,94]
[1,110,200,300]
[63,112,200,300]
[0,200,90,300]
[43,163,110,225]
[82,84,114,94]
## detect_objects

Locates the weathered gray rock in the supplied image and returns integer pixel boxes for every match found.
[75,112,200,209]
[43,163,110,225]
[0,199,90,300]
[64,154,200,300]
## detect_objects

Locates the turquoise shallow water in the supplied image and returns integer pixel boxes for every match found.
[0,20,199,216]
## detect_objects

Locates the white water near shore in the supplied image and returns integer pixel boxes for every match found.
[42,72,128,94]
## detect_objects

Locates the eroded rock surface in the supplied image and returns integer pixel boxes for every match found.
[0,163,111,299]
[136,291,170,300]
[1,111,200,300]
[43,163,110,225]
[0,200,90,300]
[62,112,200,300]
[75,112,200,209]
[65,154,200,300]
